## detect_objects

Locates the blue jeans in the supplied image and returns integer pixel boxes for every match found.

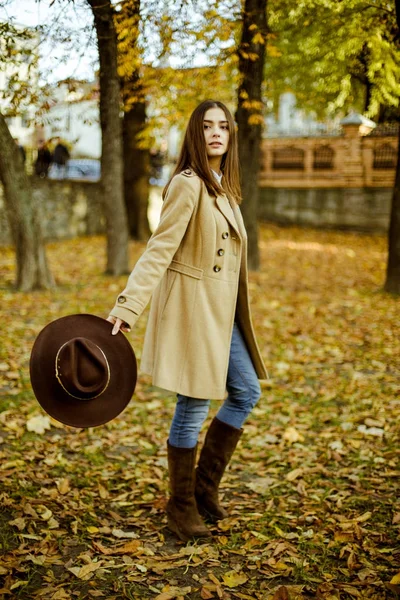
[169,323,261,448]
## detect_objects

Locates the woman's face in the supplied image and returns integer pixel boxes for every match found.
[203,107,230,161]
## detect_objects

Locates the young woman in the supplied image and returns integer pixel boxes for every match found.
[107,100,268,542]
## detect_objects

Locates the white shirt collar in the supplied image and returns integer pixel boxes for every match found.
[211,169,223,184]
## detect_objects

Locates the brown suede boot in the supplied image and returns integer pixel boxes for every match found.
[166,441,212,542]
[195,418,243,522]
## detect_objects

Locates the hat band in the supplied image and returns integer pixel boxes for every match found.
[55,342,110,401]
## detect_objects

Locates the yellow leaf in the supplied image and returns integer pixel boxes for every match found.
[47,517,60,529]
[1,460,25,470]
[273,561,291,571]
[98,484,109,499]
[252,32,265,44]
[68,561,102,580]
[26,554,46,566]
[355,511,372,523]
[390,572,400,584]
[9,517,26,530]
[283,427,304,444]
[87,526,99,534]
[26,415,51,434]
[248,114,264,126]
[222,570,248,588]
[78,561,102,579]
[10,581,28,590]
[51,589,71,599]
[334,531,354,542]
[267,45,282,57]
[23,504,38,518]
[57,478,70,495]
[154,589,191,600]
[37,506,53,521]
[286,468,304,481]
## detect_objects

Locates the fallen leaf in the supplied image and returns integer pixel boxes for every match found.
[37,505,53,521]
[57,478,70,494]
[286,467,304,481]
[200,587,214,599]
[112,528,138,539]
[283,427,304,444]
[245,477,276,493]
[98,483,109,499]
[26,415,51,434]
[8,517,26,530]
[222,570,248,588]
[68,561,102,580]
[272,587,289,600]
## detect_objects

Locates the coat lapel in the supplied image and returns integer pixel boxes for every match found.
[216,194,241,237]
[232,203,247,243]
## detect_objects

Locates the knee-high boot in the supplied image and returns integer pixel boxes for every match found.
[195,417,243,522]
[166,441,212,542]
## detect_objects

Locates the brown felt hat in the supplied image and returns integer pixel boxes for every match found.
[29,314,137,428]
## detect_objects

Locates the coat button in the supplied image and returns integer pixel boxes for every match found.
[213,265,221,273]
[118,295,127,304]
[217,248,225,256]
[222,232,229,239]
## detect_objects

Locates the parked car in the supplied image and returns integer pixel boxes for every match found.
[48,159,101,181]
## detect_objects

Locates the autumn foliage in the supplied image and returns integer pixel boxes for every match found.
[0,225,399,599]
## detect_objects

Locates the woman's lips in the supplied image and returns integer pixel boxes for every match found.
[210,142,222,147]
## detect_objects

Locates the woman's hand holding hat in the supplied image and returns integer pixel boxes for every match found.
[29,314,137,428]
[107,316,131,335]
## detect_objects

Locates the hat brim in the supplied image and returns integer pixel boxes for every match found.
[29,314,137,428]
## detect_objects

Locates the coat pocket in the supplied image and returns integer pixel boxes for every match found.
[167,260,203,279]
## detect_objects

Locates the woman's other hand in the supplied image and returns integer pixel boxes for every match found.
[106,316,131,335]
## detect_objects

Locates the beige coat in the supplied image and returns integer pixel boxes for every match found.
[110,169,268,399]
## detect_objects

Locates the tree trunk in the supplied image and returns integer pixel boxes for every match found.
[123,89,151,241]
[88,0,129,275]
[384,124,400,294]
[236,0,268,271]
[383,0,400,294]
[118,0,150,240]
[0,112,54,291]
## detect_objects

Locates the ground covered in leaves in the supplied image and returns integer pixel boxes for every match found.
[0,224,399,600]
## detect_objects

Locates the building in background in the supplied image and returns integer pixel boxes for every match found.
[41,79,100,158]
[265,92,342,138]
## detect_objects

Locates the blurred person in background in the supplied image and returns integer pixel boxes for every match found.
[52,137,70,178]
[34,140,52,178]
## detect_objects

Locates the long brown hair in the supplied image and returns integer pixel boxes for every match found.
[163,100,242,204]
